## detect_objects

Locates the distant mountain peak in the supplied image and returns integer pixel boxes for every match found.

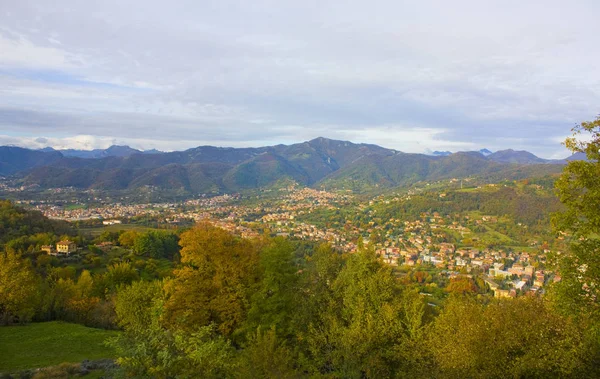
[308,136,350,146]
[104,145,139,155]
[487,149,547,164]
[479,148,493,156]
[565,151,588,162]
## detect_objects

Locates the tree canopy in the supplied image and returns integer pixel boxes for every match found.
[553,115,600,320]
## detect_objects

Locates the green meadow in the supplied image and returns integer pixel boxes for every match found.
[0,322,119,372]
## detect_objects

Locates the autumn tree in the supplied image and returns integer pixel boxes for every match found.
[0,252,41,324]
[446,276,478,295]
[118,230,139,248]
[163,223,261,336]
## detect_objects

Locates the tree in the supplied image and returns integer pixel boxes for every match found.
[95,230,120,244]
[0,252,41,324]
[118,230,139,248]
[110,280,236,378]
[0,200,72,248]
[236,327,297,379]
[114,280,164,334]
[300,247,428,377]
[163,223,260,336]
[133,230,179,259]
[553,115,600,320]
[446,277,478,295]
[243,238,299,339]
[98,262,139,294]
[429,296,591,377]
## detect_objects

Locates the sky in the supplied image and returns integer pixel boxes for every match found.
[1,1,599,158]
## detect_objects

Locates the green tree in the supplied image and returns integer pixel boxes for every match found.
[301,247,428,378]
[0,201,72,248]
[95,230,120,244]
[114,280,164,334]
[96,262,139,294]
[133,230,179,259]
[236,327,298,379]
[553,115,600,320]
[551,115,600,374]
[48,277,77,321]
[110,280,236,378]
[243,238,299,339]
[429,296,590,378]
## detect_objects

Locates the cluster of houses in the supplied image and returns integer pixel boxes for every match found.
[33,202,174,221]
[376,243,559,298]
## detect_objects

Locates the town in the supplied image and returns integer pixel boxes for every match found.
[19,181,560,299]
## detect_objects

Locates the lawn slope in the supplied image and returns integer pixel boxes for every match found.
[0,321,119,372]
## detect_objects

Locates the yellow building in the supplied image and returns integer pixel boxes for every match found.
[56,240,77,254]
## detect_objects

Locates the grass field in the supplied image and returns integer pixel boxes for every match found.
[0,321,119,372]
[84,223,159,237]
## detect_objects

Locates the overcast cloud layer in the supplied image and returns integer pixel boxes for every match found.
[1,0,599,158]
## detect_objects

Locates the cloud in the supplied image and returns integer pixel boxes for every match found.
[0,0,598,158]
[0,30,81,70]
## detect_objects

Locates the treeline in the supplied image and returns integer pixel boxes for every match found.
[106,225,600,377]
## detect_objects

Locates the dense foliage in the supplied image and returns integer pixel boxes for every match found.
[1,211,599,377]
[552,115,600,337]
[97,225,599,378]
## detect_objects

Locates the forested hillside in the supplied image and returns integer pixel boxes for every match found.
[0,200,72,248]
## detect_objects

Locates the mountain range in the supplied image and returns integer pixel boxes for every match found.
[0,138,577,193]
[39,145,162,159]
